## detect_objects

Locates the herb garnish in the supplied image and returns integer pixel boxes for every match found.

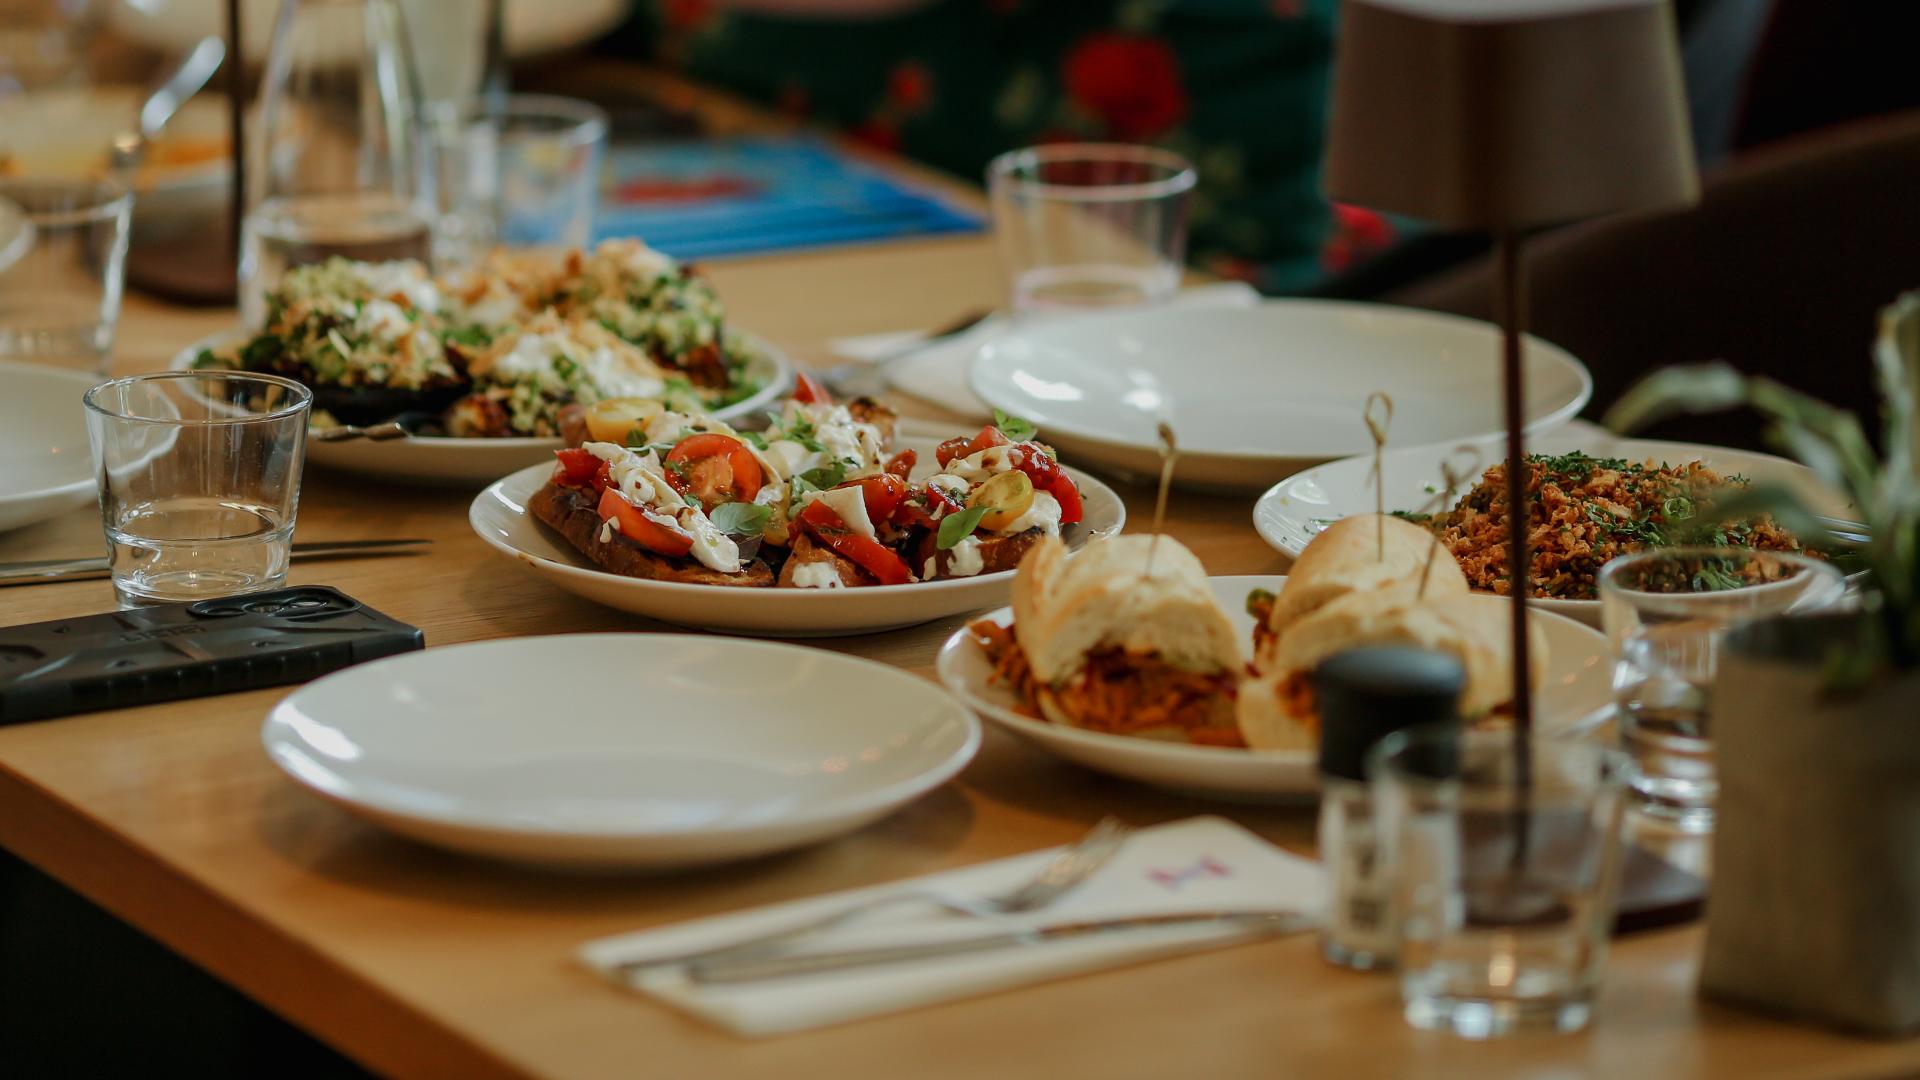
[709,501,771,536]
[938,506,993,549]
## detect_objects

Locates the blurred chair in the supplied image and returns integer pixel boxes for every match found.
[1389,109,1920,451]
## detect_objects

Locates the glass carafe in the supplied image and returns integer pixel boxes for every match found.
[240,0,431,328]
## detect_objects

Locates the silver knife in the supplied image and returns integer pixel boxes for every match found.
[0,539,431,587]
[680,910,1313,986]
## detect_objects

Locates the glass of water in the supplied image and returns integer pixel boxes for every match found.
[1371,727,1632,1037]
[1598,547,1845,830]
[430,94,609,266]
[83,372,311,607]
[240,0,431,328]
[987,143,1195,318]
[0,178,132,374]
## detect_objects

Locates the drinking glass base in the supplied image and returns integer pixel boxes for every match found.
[1404,994,1593,1038]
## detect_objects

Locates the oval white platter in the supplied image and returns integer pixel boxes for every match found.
[262,634,981,870]
[170,328,793,487]
[0,362,99,533]
[937,575,1612,803]
[469,435,1127,637]
[968,300,1591,492]
[1252,431,1853,627]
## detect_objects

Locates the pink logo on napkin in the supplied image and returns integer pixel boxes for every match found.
[1148,855,1231,891]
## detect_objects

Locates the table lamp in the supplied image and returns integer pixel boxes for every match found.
[1324,0,1699,733]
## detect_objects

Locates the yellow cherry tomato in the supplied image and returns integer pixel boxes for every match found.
[969,470,1034,531]
[584,397,664,443]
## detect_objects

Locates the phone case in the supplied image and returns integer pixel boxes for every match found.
[0,586,423,724]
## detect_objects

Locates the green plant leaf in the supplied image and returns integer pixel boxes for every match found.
[993,408,1037,442]
[938,506,992,549]
[1602,363,1750,434]
[708,500,771,536]
[1876,292,1920,482]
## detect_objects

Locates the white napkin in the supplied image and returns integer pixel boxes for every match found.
[578,816,1323,1037]
[828,283,1265,420]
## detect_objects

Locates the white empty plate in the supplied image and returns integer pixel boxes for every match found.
[0,362,98,533]
[469,435,1126,637]
[263,634,981,870]
[1252,432,1852,627]
[938,575,1612,802]
[969,301,1591,491]
[171,329,793,487]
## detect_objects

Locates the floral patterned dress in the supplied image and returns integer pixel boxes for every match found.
[623,0,1395,293]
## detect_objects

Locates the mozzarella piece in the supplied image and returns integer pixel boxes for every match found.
[946,535,985,577]
[946,445,1026,483]
[813,486,877,540]
[996,490,1062,536]
[925,473,971,503]
[791,562,845,589]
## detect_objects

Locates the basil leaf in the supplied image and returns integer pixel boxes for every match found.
[739,430,768,450]
[993,408,1037,442]
[790,473,823,507]
[799,462,847,490]
[709,500,772,536]
[938,505,993,549]
[624,429,649,449]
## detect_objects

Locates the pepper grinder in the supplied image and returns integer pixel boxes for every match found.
[1315,645,1464,971]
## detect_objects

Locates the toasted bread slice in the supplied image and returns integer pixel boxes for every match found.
[915,527,1047,580]
[528,483,774,587]
[776,532,874,588]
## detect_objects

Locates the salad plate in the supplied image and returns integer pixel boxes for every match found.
[262,634,980,870]
[968,300,1591,492]
[938,575,1612,802]
[170,326,791,486]
[1253,431,1851,627]
[0,362,99,533]
[469,434,1126,636]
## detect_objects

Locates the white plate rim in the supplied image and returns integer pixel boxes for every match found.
[0,360,101,515]
[967,299,1593,462]
[467,444,1127,608]
[936,573,1610,775]
[261,633,983,840]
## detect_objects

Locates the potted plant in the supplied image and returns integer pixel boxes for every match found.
[1603,292,1920,1035]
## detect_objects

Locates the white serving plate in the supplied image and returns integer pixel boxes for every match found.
[1252,431,1852,627]
[968,300,1591,492]
[111,0,627,63]
[0,362,99,533]
[469,436,1127,637]
[262,634,980,870]
[170,328,792,486]
[937,575,1612,803]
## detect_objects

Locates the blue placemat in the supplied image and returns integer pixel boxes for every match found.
[595,137,985,261]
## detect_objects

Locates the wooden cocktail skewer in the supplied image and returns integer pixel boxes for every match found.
[1363,392,1394,561]
[1417,446,1481,600]
[1144,421,1180,579]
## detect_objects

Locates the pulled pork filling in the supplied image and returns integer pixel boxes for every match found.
[969,619,1242,747]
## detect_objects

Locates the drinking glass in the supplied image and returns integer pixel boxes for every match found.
[429,95,608,266]
[1371,727,1631,1037]
[1598,547,1845,830]
[0,178,131,374]
[987,143,1195,318]
[240,0,431,328]
[83,372,311,607]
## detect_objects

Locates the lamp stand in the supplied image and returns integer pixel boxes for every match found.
[225,0,245,272]
[1493,229,1534,742]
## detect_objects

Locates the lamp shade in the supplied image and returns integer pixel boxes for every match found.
[1324,0,1699,230]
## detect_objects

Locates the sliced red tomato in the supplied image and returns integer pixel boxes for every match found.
[1006,444,1083,524]
[792,372,833,405]
[883,448,917,480]
[553,447,600,486]
[1044,473,1084,524]
[663,433,764,509]
[935,424,1010,467]
[892,485,962,529]
[796,501,913,585]
[597,487,693,557]
[843,473,909,524]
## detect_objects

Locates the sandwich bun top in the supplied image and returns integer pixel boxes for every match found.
[1267,514,1467,648]
[1269,588,1547,718]
[1011,534,1244,685]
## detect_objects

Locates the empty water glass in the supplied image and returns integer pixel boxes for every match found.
[83,372,311,607]
[1598,547,1845,830]
[0,178,132,374]
[1371,727,1632,1037]
[988,143,1194,318]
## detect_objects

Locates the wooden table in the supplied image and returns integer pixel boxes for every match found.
[2,107,1913,1080]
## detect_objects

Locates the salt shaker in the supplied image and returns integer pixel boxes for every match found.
[1315,645,1464,971]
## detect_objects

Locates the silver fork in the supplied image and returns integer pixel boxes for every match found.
[611,817,1130,979]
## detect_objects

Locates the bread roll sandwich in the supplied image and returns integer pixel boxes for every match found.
[970,533,1249,746]
[1237,586,1549,750]
[1257,514,1468,655]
